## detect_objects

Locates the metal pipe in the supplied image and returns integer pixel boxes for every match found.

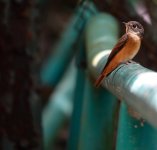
[68,38,87,150]
[43,61,76,150]
[116,103,157,150]
[68,35,119,150]
[40,1,97,86]
[86,13,157,128]
[77,78,119,150]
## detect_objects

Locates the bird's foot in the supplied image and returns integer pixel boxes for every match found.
[119,61,129,65]
[128,60,136,64]
[120,60,136,65]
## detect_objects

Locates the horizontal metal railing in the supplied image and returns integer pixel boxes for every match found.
[86,13,157,128]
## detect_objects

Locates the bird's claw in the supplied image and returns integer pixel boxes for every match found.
[120,60,137,65]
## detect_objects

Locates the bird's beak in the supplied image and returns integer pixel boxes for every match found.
[122,22,127,26]
[123,22,129,33]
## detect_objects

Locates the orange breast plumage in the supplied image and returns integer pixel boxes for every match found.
[115,32,141,62]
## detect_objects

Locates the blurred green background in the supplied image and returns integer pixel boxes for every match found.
[1,0,157,150]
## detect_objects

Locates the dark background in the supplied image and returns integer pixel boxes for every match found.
[0,0,157,149]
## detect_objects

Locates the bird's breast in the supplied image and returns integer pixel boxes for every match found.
[117,33,141,61]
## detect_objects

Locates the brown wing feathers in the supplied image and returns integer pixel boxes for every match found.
[94,34,128,87]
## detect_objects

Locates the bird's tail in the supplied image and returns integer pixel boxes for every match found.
[94,74,106,88]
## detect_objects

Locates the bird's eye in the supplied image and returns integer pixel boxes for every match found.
[133,24,137,28]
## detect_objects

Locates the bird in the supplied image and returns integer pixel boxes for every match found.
[94,21,144,87]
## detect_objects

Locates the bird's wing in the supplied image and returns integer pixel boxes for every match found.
[94,34,128,87]
[101,33,128,73]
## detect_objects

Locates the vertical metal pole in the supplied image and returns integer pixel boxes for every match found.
[78,79,119,150]
[68,36,87,150]
[40,1,98,87]
[116,103,157,150]
[68,13,119,149]
[43,62,76,150]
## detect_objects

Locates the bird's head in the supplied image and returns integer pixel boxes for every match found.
[123,21,144,38]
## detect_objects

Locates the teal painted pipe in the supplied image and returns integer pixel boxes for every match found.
[68,68,86,150]
[40,1,97,86]
[86,13,119,76]
[68,44,119,150]
[78,78,119,150]
[86,13,157,128]
[68,37,87,150]
[68,15,119,149]
[42,61,76,150]
[116,102,157,150]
